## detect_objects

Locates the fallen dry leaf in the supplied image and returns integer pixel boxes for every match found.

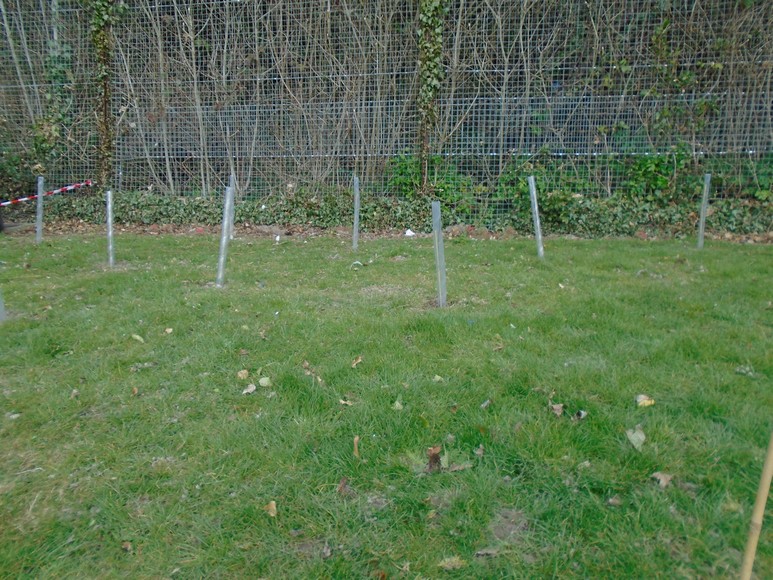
[475,548,500,558]
[392,399,404,411]
[549,402,565,417]
[427,445,442,473]
[339,399,353,406]
[636,394,655,407]
[70,389,80,399]
[351,355,363,368]
[607,495,623,507]
[263,500,277,517]
[242,384,257,395]
[129,361,156,373]
[121,541,133,553]
[130,334,145,344]
[438,556,466,571]
[448,462,473,472]
[651,471,673,489]
[337,477,355,496]
[302,360,324,383]
[432,375,444,383]
[480,399,492,410]
[258,377,272,388]
[321,543,333,559]
[475,444,485,458]
[237,369,249,380]
[164,328,173,334]
[131,386,139,397]
[626,425,646,451]
[239,349,249,356]
[353,435,361,459]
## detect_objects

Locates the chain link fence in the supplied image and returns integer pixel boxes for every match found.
[1,1,771,225]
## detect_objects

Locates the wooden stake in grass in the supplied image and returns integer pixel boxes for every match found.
[740,429,773,580]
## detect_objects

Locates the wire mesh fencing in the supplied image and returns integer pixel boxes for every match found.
[1,0,770,228]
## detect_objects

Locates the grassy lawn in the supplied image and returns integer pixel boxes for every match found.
[1,231,771,577]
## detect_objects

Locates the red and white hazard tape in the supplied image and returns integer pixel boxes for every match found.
[0,180,94,208]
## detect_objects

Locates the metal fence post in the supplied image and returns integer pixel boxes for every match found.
[697,173,712,250]
[106,189,115,268]
[216,183,235,288]
[353,175,361,251]
[432,201,447,307]
[35,176,44,244]
[528,176,545,259]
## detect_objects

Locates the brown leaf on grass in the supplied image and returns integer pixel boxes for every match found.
[242,384,257,395]
[427,445,442,472]
[475,444,485,458]
[651,471,673,489]
[321,543,333,559]
[475,548,500,558]
[121,541,133,553]
[351,355,363,368]
[336,477,355,496]
[131,386,139,397]
[438,556,466,571]
[237,369,249,380]
[492,334,505,352]
[129,361,156,372]
[480,399,492,410]
[70,389,80,399]
[339,399,353,406]
[448,462,473,472]
[302,360,323,384]
[239,348,249,356]
[164,328,173,335]
[263,500,277,517]
[549,402,564,417]
[607,495,623,507]
[353,435,361,459]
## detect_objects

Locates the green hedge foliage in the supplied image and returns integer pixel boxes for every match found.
[26,187,770,238]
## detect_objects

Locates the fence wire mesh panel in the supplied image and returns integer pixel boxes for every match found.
[1,0,771,228]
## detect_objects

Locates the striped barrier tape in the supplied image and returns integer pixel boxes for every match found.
[0,180,94,208]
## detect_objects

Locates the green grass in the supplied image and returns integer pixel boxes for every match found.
[1,232,771,577]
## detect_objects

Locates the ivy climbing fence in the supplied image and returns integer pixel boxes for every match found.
[1,0,771,230]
